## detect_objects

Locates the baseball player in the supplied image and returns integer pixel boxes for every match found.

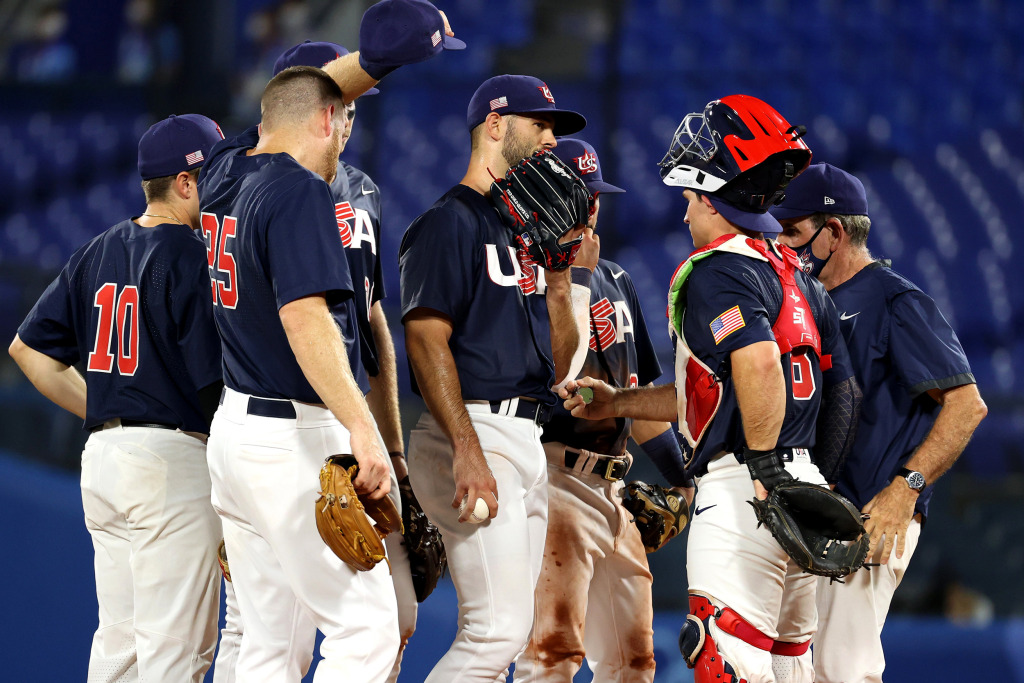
[8,114,226,681]
[200,5,464,677]
[772,163,987,682]
[564,96,860,683]
[399,75,597,681]
[212,40,420,683]
[514,137,691,683]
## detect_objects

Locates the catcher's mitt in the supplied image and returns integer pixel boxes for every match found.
[749,480,870,579]
[622,480,689,553]
[315,455,403,572]
[490,149,592,271]
[398,476,447,602]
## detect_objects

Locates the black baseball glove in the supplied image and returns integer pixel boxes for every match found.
[490,150,592,271]
[749,480,870,579]
[622,480,689,553]
[398,476,447,602]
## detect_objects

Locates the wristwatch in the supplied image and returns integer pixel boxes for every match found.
[897,467,926,492]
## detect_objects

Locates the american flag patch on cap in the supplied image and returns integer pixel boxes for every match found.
[431,30,442,47]
[490,96,508,110]
[709,305,745,344]
[185,149,204,165]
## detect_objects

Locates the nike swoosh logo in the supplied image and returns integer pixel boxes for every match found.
[694,504,717,516]
[361,185,375,195]
[840,312,860,321]
[610,270,626,280]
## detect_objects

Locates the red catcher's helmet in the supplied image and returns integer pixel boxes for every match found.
[659,95,812,212]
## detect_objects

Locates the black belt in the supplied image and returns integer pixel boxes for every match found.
[488,398,551,425]
[219,388,297,419]
[90,419,177,433]
[563,449,629,481]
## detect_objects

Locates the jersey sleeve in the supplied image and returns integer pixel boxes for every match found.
[16,265,80,366]
[624,274,662,385]
[684,257,776,365]
[399,206,476,322]
[889,289,975,396]
[370,188,385,305]
[265,176,353,309]
[169,234,223,390]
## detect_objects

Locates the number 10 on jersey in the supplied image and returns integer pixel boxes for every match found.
[201,212,238,308]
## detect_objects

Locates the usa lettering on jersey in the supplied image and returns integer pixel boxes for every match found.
[335,202,377,255]
[485,243,546,295]
[589,297,635,351]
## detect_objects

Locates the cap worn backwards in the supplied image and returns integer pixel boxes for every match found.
[138,114,224,181]
[770,163,868,221]
[551,137,624,194]
[467,74,586,137]
[274,41,379,95]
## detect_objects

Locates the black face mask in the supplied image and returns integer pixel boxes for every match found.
[793,223,832,277]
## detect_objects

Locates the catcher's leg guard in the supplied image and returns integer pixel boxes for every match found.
[678,596,747,683]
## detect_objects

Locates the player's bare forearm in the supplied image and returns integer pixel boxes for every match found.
[544,268,581,382]
[564,379,677,422]
[731,341,785,450]
[279,295,389,497]
[322,53,379,105]
[9,335,87,419]
[366,302,404,454]
[908,383,987,484]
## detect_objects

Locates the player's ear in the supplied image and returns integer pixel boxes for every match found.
[484,112,504,142]
[175,170,192,199]
[825,216,844,252]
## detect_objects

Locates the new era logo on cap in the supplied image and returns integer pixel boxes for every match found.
[490,96,508,110]
[824,196,835,205]
[185,150,204,165]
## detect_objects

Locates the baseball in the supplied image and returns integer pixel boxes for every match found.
[460,495,490,523]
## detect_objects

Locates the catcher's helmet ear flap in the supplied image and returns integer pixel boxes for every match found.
[660,94,812,212]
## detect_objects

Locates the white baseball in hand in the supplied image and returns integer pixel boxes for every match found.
[459,495,490,523]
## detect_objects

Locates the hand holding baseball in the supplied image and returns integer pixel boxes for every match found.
[452,444,499,522]
[459,495,491,524]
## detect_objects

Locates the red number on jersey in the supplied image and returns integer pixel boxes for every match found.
[201,212,239,308]
[790,352,816,401]
[87,283,140,375]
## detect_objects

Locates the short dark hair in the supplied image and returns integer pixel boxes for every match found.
[810,212,872,248]
[141,167,200,204]
[260,66,345,132]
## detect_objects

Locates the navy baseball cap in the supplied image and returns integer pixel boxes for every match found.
[552,138,624,193]
[274,41,379,95]
[360,0,466,68]
[708,195,783,235]
[138,114,224,180]
[770,163,868,221]
[467,75,587,136]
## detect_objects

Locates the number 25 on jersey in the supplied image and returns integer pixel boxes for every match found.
[200,212,238,308]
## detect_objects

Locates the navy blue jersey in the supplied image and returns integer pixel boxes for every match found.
[17,219,222,432]
[682,251,855,477]
[329,160,385,376]
[542,259,662,455]
[399,184,557,403]
[828,261,974,518]
[198,127,367,402]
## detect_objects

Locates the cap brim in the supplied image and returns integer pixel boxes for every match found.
[768,205,814,221]
[708,196,783,235]
[586,179,625,194]
[443,35,466,50]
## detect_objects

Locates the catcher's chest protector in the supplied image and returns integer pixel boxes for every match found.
[667,235,829,450]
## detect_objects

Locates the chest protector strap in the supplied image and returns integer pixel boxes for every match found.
[667,235,831,451]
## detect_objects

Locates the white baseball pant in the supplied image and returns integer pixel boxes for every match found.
[407,405,548,682]
[207,388,399,682]
[515,443,655,683]
[81,423,222,683]
[813,518,921,683]
[686,453,826,683]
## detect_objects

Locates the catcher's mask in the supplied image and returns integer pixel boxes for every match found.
[659,95,812,213]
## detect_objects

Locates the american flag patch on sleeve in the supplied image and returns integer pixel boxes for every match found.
[709,305,745,344]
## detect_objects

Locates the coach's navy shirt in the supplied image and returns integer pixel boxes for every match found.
[828,261,974,518]
[199,127,367,403]
[18,219,222,432]
[400,184,557,404]
[543,260,662,455]
[329,160,386,376]
[682,250,855,478]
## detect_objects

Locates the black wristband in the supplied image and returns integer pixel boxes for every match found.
[388,451,406,460]
[743,447,794,491]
